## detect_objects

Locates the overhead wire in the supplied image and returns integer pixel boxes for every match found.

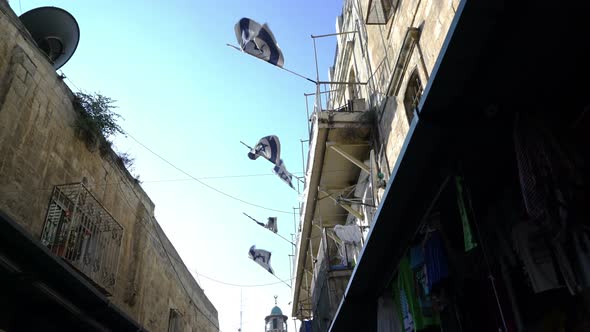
[194,271,292,288]
[55,72,294,214]
[124,131,293,214]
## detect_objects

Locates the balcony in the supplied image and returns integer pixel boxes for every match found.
[292,106,374,320]
[40,183,124,295]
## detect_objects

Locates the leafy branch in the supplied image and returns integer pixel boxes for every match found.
[73,92,123,144]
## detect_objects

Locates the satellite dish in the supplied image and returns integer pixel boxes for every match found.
[19,7,80,70]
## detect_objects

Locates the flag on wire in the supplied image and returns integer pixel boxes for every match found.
[273,158,295,189]
[248,245,274,274]
[247,135,281,165]
[266,217,278,233]
[235,18,284,68]
[247,135,295,190]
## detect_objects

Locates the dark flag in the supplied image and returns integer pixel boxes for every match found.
[248,245,274,275]
[235,18,284,68]
[243,213,277,233]
[266,217,278,233]
[248,135,281,165]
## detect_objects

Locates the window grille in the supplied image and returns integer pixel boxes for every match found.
[40,183,123,294]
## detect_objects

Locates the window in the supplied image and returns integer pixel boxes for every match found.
[272,318,278,329]
[168,309,183,332]
[40,183,123,294]
[403,69,423,124]
[366,0,399,24]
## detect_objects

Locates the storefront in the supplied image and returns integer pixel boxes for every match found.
[329,1,590,331]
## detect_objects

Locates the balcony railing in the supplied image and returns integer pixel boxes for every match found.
[40,183,123,294]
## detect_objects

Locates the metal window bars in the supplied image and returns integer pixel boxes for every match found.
[40,182,123,294]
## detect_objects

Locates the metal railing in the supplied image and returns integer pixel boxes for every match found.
[40,183,123,294]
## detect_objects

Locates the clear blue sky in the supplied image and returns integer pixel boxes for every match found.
[11,0,342,331]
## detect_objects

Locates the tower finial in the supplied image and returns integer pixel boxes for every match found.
[274,295,278,305]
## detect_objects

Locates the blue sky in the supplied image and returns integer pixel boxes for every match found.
[11,0,342,331]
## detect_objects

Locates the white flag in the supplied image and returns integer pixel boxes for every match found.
[273,158,295,189]
[248,245,274,275]
[235,18,284,68]
[247,135,281,165]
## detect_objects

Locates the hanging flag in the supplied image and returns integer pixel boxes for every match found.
[273,158,295,189]
[248,245,274,275]
[235,18,284,68]
[247,135,281,165]
[266,217,278,233]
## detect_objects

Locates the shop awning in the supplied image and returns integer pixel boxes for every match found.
[328,0,590,330]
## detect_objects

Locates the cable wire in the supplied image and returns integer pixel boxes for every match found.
[195,271,292,288]
[58,71,293,214]
[124,131,293,214]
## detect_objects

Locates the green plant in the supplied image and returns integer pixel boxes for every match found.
[73,92,123,148]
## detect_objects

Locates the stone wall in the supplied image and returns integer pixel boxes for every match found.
[0,2,218,331]
[331,0,457,180]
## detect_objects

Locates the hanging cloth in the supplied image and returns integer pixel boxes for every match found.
[455,176,478,252]
[511,221,562,293]
[424,231,450,292]
[395,257,439,331]
[378,293,404,332]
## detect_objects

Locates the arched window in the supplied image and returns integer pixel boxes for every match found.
[403,69,423,124]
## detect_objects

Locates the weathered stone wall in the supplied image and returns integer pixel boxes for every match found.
[0,2,218,331]
[333,0,457,180]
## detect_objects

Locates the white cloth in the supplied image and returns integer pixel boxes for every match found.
[377,294,403,332]
[333,225,362,244]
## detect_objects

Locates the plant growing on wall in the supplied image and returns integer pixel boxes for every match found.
[73,92,123,149]
[73,92,141,181]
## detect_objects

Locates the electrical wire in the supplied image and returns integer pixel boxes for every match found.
[124,131,293,214]
[53,71,294,214]
[194,271,292,288]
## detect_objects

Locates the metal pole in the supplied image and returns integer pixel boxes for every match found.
[300,139,308,178]
[317,81,368,85]
[304,94,311,137]
[311,31,357,38]
[312,37,322,113]
[227,44,317,84]
[239,288,243,332]
[304,89,340,96]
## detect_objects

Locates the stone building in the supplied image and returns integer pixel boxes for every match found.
[0,2,218,331]
[292,0,457,330]
[293,0,590,331]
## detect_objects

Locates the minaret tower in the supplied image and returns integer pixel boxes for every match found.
[264,296,288,332]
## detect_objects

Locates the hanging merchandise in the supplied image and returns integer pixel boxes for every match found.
[423,231,450,292]
[394,257,439,331]
[409,245,433,318]
[573,228,590,288]
[512,113,582,229]
[377,293,403,332]
[454,176,478,252]
[511,221,562,293]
